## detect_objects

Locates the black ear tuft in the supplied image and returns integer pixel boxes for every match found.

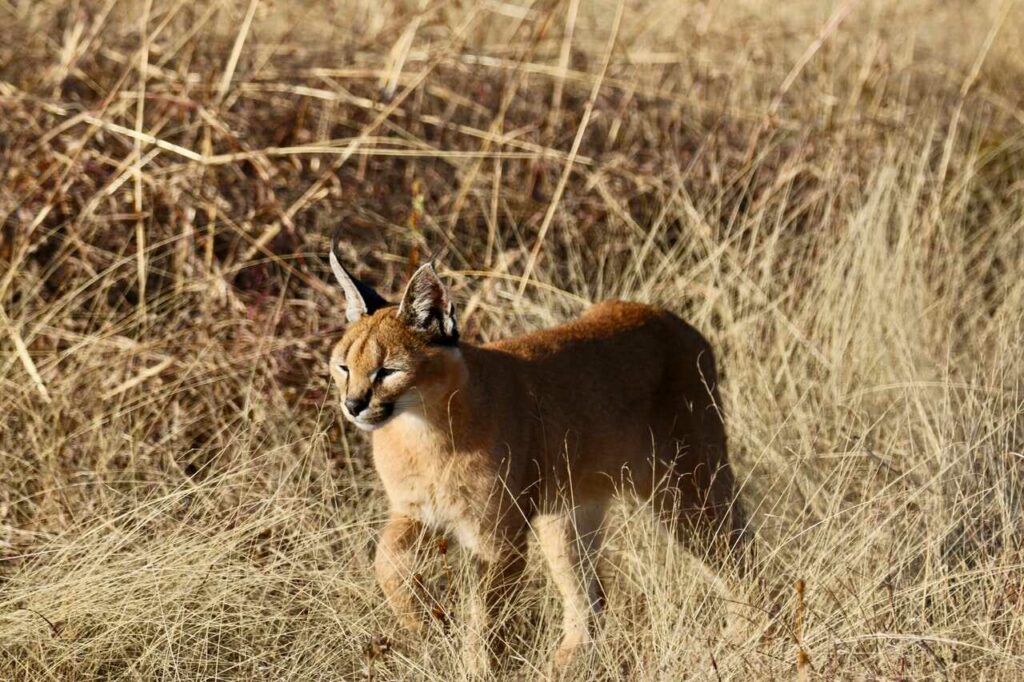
[329,236,389,323]
[397,262,458,345]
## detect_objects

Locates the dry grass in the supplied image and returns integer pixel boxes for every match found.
[2,0,1024,679]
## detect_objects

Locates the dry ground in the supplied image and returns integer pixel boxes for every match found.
[1,0,1023,679]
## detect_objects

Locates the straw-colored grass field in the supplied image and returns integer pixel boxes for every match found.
[1,0,1023,679]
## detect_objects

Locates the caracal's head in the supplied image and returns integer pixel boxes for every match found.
[328,242,462,432]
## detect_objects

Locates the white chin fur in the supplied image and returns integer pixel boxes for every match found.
[342,406,394,432]
[351,418,382,432]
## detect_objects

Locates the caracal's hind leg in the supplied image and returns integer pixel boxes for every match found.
[375,513,444,634]
[669,350,752,576]
[648,467,756,648]
[535,503,607,671]
[651,367,756,640]
[654,463,749,578]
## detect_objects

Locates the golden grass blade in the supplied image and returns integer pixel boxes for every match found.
[101,356,175,400]
[0,304,51,404]
[216,0,260,105]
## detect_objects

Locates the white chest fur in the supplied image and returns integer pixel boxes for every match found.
[372,411,487,555]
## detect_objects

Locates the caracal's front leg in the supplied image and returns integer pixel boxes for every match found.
[375,513,432,634]
[535,504,607,671]
[466,537,528,676]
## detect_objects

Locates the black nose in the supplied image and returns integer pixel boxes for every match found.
[345,396,370,416]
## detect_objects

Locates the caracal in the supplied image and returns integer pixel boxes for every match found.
[328,245,749,673]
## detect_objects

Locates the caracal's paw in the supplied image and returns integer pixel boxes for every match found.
[396,613,429,637]
[389,593,451,636]
[549,632,595,677]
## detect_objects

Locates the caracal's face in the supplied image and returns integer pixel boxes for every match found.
[330,310,425,431]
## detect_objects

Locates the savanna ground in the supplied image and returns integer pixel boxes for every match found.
[1,0,1023,679]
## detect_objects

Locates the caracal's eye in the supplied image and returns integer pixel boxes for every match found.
[336,363,349,374]
[373,367,401,382]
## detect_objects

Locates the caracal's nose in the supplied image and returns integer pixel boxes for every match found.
[345,396,370,416]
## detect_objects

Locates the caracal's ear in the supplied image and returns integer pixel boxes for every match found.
[397,262,459,345]
[329,237,389,323]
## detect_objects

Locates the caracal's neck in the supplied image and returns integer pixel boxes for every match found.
[373,343,494,448]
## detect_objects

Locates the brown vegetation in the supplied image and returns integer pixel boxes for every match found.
[1,0,1022,678]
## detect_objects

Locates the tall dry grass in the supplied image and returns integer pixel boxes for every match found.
[1,0,1023,679]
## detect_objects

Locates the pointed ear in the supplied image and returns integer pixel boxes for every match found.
[329,238,389,323]
[397,262,459,345]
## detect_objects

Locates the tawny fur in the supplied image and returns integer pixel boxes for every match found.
[328,259,748,673]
